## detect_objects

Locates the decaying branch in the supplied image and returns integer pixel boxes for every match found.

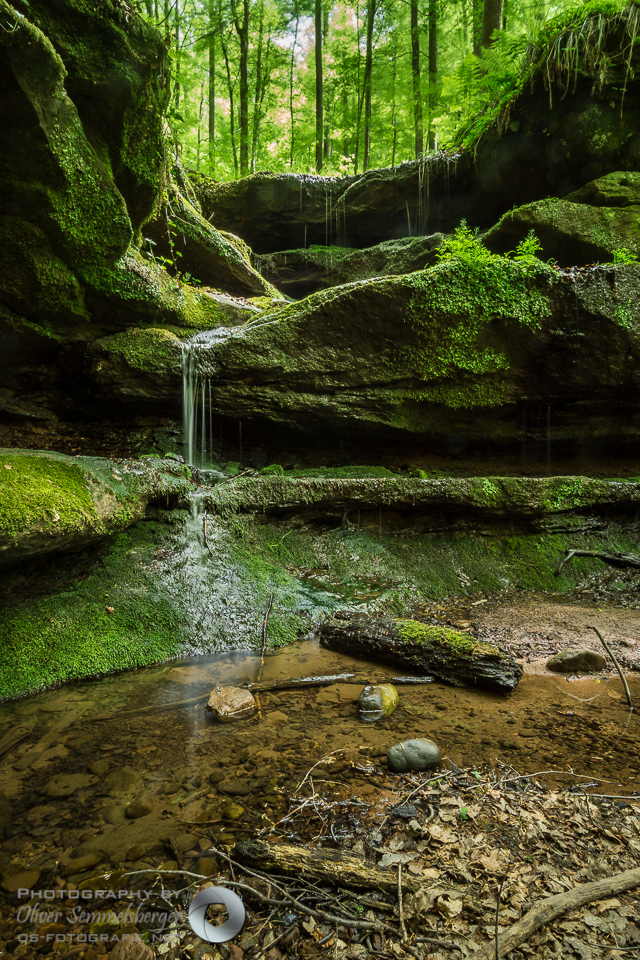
[556,548,640,575]
[592,625,634,711]
[473,866,640,960]
[235,839,420,894]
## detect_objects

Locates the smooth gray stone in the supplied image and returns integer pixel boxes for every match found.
[387,738,441,773]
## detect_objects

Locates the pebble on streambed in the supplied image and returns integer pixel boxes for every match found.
[357,682,399,721]
[387,738,441,772]
[206,685,257,720]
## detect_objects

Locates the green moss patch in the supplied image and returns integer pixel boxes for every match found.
[397,620,500,657]
[0,453,98,538]
[0,521,191,700]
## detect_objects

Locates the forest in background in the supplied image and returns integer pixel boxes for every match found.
[135,0,570,179]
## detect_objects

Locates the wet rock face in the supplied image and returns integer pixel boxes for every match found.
[205,261,640,453]
[191,78,640,256]
[256,236,444,298]
[483,172,640,266]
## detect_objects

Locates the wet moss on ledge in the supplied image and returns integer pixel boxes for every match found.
[397,620,500,657]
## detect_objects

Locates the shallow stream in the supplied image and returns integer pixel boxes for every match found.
[0,635,638,913]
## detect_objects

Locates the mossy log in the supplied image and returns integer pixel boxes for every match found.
[319,613,523,694]
[235,839,419,893]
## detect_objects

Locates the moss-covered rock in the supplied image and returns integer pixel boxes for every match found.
[190,257,640,451]
[0,0,133,317]
[17,0,170,234]
[483,172,640,265]
[204,474,640,521]
[256,236,444,298]
[144,185,278,298]
[0,449,192,569]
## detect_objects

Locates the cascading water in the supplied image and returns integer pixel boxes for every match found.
[181,328,235,468]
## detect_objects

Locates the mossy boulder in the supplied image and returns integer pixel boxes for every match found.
[483,172,640,266]
[0,449,192,569]
[19,0,170,234]
[190,259,640,452]
[144,185,278,298]
[256,236,444,298]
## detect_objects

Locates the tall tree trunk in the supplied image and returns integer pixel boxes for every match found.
[502,0,508,31]
[232,0,250,175]
[472,0,482,56]
[208,0,215,173]
[427,0,437,150]
[324,99,332,161]
[253,29,272,171]
[391,28,398,167]
[482,0,502,47]
[252,0,265,172]
[410,0,423,159]
[315,0,323,172]
[363,0,377,171]
[354,0,363,174]
[289,4,299,169]
[173,0,181,108]
[220,32,239,177]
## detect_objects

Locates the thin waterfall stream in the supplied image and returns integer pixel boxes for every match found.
[180,328,235,468]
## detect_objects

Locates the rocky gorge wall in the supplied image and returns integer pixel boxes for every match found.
[2,1,640,698]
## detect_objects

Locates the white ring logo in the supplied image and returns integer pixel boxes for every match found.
[188,887,246,943]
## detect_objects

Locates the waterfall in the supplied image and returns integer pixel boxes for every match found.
[181,330,230,467]
[182,342,198,466]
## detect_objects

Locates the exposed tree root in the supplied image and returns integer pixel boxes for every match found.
[473,866,640,960]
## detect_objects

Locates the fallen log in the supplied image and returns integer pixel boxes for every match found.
[473,865,640,960]
[318,614,522,694]
[243,673,435,693]
[556,548,640,575]
[234,839,419,893]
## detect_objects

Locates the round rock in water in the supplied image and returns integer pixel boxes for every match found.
[546,649,607,674]
[387,739,441,773]
[357,683,399,721]
[206,686,257,721]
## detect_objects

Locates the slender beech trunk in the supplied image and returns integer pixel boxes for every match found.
[252,0,265,172]
[220,31,239,177]
[208,0,215,172]
[289,3,299,169]
[410,0,423,159]
[482,0,502,47]
[502,0,508,30]
[232,0,250,175]
[391,37,398,167]
[315,0,323,172]
[173,0,181,108]
[472,0,482,56]
[354,0,363,174]
[363,0,377,171]
[427,0,437,150]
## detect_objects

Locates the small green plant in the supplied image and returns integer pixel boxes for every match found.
[436,220,499,265]
[613,247,638,264]
[260,464,285,476]
[511,230,543,269]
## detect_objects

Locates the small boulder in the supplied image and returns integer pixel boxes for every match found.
[125,799,154,819]
[357,683,399,721]
[387,739,441,773]
[206,686,257,721]
[546,649,607,674]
